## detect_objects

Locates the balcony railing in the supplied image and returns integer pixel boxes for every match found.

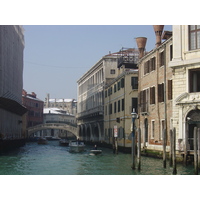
[117,55,137,68]
[77,105,104,119]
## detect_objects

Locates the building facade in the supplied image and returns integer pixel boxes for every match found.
[169,25,200,157]
[77,53,119,142]
[0,25,27,143]
[77,49,139,144]
[22,90,44,132]
[104,69,138,151]
[43,107,76,139]
[44,93,77,115]
[137,26,173,152]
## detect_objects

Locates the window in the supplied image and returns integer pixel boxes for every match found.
[114,84,117,92]
[158,83,164,102]
[121,78,124,88]
[131,77,138,89]
[109,103,112,114]
[159,51,164,67]
[140,89,148,112]
[189,25,200,50]
[168,80,172,100]
[118,100,120,112]
[122,99,124,111]
[189,68,200,92]
[105,90,107,98]
[144,60,150,75]
[132,98,138,113]
[151,57,156,71]
[118,81,121,90]
[114,102,117,113]
[150,86,155,104]
[170,45,173,61]
[110,69,116,74]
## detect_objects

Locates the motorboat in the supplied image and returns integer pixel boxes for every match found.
[90,149,102,155]
[59,139,69,146]
[37,137,48,145]
[69,140,85,153]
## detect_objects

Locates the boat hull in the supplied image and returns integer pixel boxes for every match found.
[90,150,102,155]
[37,138,48,145]
[59,139,69,146]
[69,141,85,153]
[69,145,85,153]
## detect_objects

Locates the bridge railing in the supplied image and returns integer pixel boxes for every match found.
[27,123,78,137]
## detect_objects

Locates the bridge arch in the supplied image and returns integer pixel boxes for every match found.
[27,123,78,138]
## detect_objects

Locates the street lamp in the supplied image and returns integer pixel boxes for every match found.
[131,108,138,169]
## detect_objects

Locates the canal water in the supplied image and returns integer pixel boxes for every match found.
[0,140,195,175]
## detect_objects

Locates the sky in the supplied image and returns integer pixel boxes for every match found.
[23,25,172,101]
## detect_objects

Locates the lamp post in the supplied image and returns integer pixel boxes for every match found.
[131,108,138,169]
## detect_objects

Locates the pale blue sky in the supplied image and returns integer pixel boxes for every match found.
[23,25,172,101]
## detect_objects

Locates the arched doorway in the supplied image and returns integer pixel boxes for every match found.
[86,125,91,141]
[93,126,99,142]
[186,109,200,150]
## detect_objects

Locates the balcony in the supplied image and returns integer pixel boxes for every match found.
[77,105,104,120]
[117,48,139,68]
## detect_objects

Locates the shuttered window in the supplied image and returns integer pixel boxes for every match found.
[168,80,172,100]
[140,89,148,112]
[159,51,164,67]
[132,98,138,114]
[150,86,155,104]
[131,77,138,89]
[158,83,164,102]
[118,100,120,112]
[122,99,124,111]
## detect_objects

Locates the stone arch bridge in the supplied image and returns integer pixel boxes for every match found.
[27,123,78,138]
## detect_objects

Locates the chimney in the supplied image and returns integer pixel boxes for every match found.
[46,93,50,107]
[31,92,36,98]
[22,89,27,96]
[153,25,164,47]
[136,37,147,58]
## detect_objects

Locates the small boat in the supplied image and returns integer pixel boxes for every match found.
[37,137,48,145]
[59,139,69,146]
[69,140,85,153]
[45,136,61,140]
[90,149,102,155]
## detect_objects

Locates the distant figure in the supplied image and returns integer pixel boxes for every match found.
[94,145,97,150]
[77,138,80,145]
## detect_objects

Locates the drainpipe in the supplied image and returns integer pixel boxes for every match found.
[123,73,126,150]
[163,44,167,168]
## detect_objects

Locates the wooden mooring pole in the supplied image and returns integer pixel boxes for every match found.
[137,128,141,170]
[172,128,177,175]
[194,127,198,175]
[163,128,166,168]
[198,128,200,169]
[169,129,173,167]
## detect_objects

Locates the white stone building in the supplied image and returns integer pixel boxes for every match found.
[169,25,200,158]
[77,49,139,143]
[44,93,77,115]
[40,107,76,139]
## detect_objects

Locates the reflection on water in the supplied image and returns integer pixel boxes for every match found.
[0,141,195,175]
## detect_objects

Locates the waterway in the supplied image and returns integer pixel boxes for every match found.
[0,140,195,175]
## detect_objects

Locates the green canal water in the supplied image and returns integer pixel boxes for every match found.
[0,140,195,175]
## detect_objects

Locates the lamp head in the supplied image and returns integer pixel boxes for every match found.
[131,108,138,119]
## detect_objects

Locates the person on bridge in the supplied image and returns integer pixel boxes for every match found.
[94,145,97,150]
